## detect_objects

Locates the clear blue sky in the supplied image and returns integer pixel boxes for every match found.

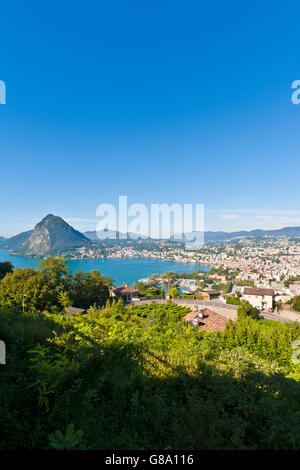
[1,0,300,236]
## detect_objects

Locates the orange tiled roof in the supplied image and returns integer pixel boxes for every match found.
[183,311,200,322]
[199,308,230,332]
[111,285,138,295]
[244,287,274,296]
[184,308,230,332]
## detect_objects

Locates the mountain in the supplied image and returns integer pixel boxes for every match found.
[205,226,300,242]
[174,225,300,244]
[84,229,147,241]
[87,225,300,245]
[15,214,90,256]
[2,230,33,250]
[4,216,300,257]
[0,236,7,247]
[84,229,122,241]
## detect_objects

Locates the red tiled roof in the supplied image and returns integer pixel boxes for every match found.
[244,287,274,296]
[197,290,220,296]
[184,308,230,332]
[199,308,230,332]
[183,311,200,322]
[110,285,138,296]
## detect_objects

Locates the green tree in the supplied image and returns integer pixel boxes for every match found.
[71,270,110,309]
[0,261,13,280]
[0,267,41,310]
[38,257,70,309]
[58,291,72,311]
[226,294,242,306]
[291,296,300,312]
[161,271,178,291]
[237,301,260,320]
[39,257,68,279]
[169,287,178,298]
[0,258,113,312]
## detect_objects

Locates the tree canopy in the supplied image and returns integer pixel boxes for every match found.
[0,257,112,312]
[0,261,13,280]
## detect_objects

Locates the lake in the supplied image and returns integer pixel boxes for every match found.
[0,250,210,285]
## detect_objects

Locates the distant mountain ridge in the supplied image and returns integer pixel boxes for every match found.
[2,215,300,257]
[0,236,7,246]
[191,225,300,243]
[85,226,300,244]
[2,230,33,250]
[62,224,300,245]
[84,229,147,241]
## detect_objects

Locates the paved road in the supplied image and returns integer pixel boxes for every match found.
[260,312,292,324]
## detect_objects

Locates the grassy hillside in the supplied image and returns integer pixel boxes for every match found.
[1,301,300,450]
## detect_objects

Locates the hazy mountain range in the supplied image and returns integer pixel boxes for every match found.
[175,226,300,244]
[2,230,33,251]
[1,214,300,257]
[84,229,147,241]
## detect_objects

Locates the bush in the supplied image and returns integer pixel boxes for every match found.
[1,301,300,449]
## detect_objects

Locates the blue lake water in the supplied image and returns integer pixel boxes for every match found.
[0,250,210,285]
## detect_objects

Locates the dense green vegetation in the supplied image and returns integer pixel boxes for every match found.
[288,295,300,313]
[226,294,243,306]
[1,258,300,449]
[1,295,300,449]
[0,257,112,312]
[235,279,256,287]
[133,281,165,298]
[284,275,300,287]
[0,261,13,280]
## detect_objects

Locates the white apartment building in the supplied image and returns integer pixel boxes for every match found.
[243,287,275,311]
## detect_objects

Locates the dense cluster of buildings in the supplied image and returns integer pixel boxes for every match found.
[68,236,300,312]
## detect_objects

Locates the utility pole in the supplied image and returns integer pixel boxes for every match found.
[22,294,26,313]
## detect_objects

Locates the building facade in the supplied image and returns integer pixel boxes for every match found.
[243,287,274,311]
[110,283,139,303]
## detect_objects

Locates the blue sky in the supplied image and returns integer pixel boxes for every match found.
[0,0,300,237]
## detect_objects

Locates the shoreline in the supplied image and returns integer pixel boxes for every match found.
[0,250,211,285]
[4,249,212,267]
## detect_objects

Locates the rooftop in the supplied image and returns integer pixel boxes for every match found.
[110,284,138,296]
[244,287,274,296]
[65,307,86,316]
[184,308,231,332]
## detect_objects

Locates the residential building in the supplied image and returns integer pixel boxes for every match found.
[243,287,274,311]
[184,308,230,332]
[196,289,221,300]
[110,283,139,303]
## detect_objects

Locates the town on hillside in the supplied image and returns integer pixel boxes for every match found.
[76,236,300,321]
